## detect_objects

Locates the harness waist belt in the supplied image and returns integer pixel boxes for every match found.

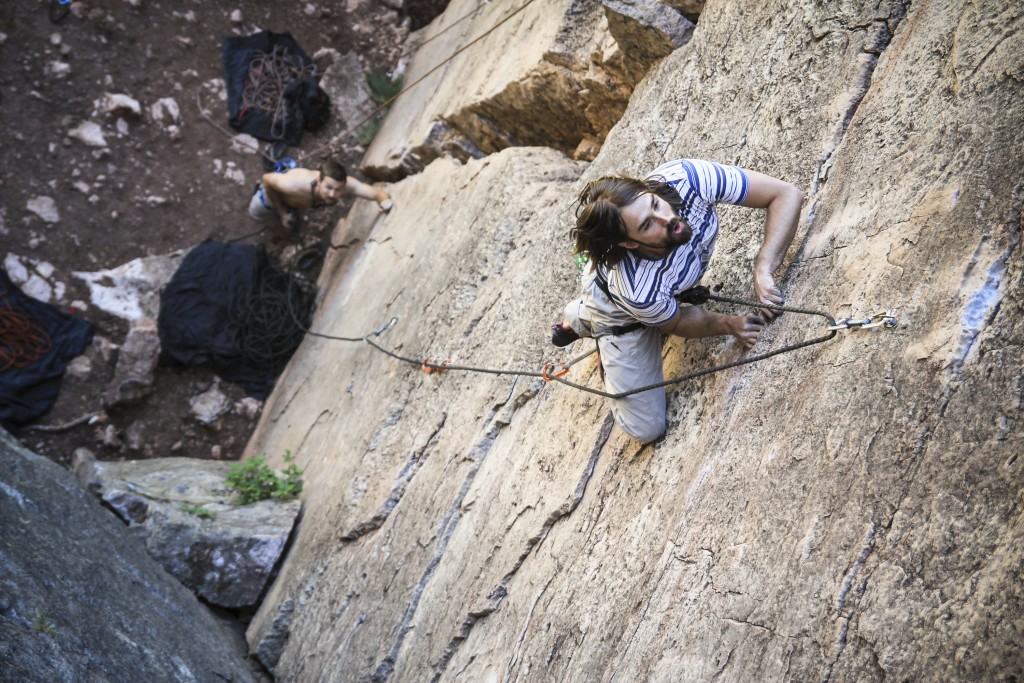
[602,322,644,337]
[590,272,645,336]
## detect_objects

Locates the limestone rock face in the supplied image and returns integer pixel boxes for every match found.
[602,0,696,83]
[245,0,1024,681]
[0,429,256,682]
[362,0,671,179]
[75,455,301,609]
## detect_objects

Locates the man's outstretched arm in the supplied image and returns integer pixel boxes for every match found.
[658,306,765,349]
[738,169,804,318]
[346,177,393,212]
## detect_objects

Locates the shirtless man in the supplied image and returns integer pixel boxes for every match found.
[249,159,392,231]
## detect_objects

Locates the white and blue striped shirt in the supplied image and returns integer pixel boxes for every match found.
[598,159,749,326]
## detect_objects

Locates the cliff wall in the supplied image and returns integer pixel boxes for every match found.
[246,0,1023,680]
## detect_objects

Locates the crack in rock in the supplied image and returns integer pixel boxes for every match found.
[823,522,878,683]
[430,412,615,682]
[368,381,521,682]
[810,3,909,196]
[340,414,448,543]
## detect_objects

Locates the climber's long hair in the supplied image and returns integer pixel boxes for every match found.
[571,175,684,268]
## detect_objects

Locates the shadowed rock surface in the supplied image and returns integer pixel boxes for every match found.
[362,0,665,179]
[0,429,256,682]
[241,0,1023,680]
[75,454,301,609]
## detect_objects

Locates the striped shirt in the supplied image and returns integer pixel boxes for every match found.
[598,159,749,326]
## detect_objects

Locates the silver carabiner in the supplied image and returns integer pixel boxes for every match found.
[828,312,897,332]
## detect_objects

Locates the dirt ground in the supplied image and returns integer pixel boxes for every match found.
[1,0,446,468]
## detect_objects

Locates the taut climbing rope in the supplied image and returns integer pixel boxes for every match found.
[288,283,896,400]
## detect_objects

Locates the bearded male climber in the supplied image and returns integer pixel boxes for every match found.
[249,158,393,231]
[552,158,804,443]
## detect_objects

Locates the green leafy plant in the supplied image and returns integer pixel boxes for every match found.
[355,115,385,146]
[366,71,404,105]
[226,450,303,505]
[181,504,217,520]
[33,611,59,635]
[355,71,403,146]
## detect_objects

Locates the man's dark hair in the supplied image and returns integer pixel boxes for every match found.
[319,159,348,183]
[570,175,684,268]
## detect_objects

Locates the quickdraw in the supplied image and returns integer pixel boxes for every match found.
[828,312,898,332]
[542,363,570,382]
[421,358,450,375]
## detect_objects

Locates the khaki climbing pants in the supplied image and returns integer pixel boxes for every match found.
[563,270,667,444]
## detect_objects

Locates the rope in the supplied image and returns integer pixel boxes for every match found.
[228,265,316,375]
[240,44,318,141]
[0,282,54,372]
[289,286,841,400]
[396,1,491,60]
[195,90,281,170]
[298,0,538,164]
[549,296,837,399]
[22,411,101,433]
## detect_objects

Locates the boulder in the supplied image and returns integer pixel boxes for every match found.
[190,381,230,425]
[73,248,192,321]
[0,429,256,682]
[75,454,302,609]
[104,318,161,408]
[602,0,695,82]
[316,48,376,128]
[67,120,107,147]
[25,196,59,223]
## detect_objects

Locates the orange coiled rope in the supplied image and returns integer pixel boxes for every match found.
[0,282,53,372]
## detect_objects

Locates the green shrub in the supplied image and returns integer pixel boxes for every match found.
[366,71,404,105]
[226,450,303,505]
[355,71,403,146]
[355,114,385,146]
[33,611,59,635]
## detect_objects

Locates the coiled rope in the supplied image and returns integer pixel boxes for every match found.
[0,281,54,372]
[239,44,319,141]
[229,263,317,375]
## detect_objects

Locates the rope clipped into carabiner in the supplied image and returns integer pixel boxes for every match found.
[290,279,895,399]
